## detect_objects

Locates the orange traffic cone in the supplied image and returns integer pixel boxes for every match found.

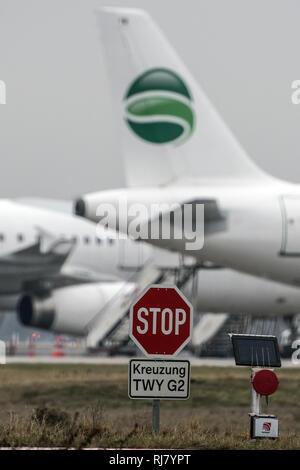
[52,336,65,357]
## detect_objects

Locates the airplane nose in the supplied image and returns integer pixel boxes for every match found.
[74,198,86,217]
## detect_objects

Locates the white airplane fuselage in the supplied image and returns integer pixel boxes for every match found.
[80,177,300,288]
[3,197,300,329]
[196,180,300,287]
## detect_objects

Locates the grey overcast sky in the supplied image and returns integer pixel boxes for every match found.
[0,0,300,199]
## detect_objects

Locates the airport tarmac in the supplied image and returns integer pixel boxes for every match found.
[3,356,299,367]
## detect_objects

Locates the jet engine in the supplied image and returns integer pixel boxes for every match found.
[17,281,134,336]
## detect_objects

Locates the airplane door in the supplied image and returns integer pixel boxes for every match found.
[280,195,300,256]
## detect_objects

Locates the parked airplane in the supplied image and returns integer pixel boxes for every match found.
[0,198,299,350]
[0,198,152,344]
[76,8,300,292]
[2,9,300,349]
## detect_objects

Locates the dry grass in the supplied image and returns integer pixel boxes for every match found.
[0,363,298,448]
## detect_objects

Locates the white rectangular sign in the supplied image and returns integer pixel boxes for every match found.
[251,416,279,438]
[129,359,190,399]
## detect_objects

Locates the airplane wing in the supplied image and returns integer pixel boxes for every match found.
[0,237,74,274]
[0,231,86,294]
[131,197,226,252]
[191,199,224,223]
[0,200,123,295]
[150,198,225,226]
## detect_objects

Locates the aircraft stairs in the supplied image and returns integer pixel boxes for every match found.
[86,259,201,353]
[85,259,240,356]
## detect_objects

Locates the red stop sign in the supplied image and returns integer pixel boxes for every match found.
[130,285,193,357]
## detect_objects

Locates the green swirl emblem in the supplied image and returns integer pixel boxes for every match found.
[124,68,195,145]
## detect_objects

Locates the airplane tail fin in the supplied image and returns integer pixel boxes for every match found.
[97,8,270,187]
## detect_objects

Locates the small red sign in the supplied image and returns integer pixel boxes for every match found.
[262,422,272,432]
[252,369,279,396]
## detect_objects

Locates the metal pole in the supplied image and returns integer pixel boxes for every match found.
[251,369,261,415]
[152,399,160,434]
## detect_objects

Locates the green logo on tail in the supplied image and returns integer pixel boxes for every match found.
[124,68,195,145]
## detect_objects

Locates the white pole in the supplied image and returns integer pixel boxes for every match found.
[251,369,261,415]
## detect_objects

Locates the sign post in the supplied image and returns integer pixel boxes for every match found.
[230,334,281,439]
[129,285,193,433]
[152,400,160,434]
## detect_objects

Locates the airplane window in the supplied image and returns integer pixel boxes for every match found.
[17,233,24,242]
[96,237,102,245]
[0,234,5,242]
[71,236,77,243]
[108,238,114,245]
[84,236,90,244]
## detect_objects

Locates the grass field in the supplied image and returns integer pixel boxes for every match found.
[0,363,299,449]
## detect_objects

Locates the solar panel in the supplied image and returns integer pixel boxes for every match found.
[230,334,281,367]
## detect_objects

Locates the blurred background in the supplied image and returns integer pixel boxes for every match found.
[1,0,300,199]
[0,0,300,356]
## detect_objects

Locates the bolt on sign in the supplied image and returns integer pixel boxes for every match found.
[129,285,193,357]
